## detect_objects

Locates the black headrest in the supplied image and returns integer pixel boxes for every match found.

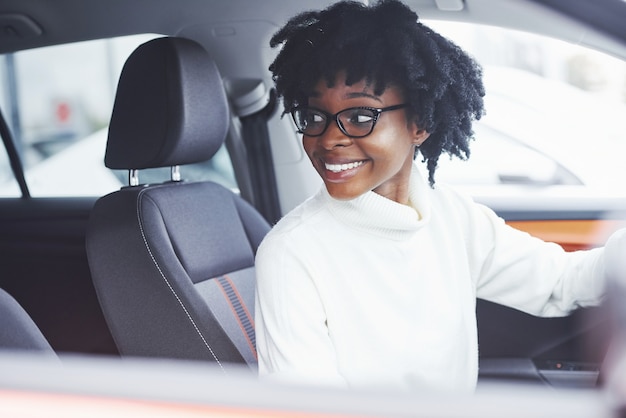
[105,37,229,169]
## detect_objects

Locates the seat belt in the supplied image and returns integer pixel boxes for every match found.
[0,106,30,198]
[239,90,281,225]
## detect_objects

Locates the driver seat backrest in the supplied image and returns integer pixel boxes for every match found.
[85,37,270,371]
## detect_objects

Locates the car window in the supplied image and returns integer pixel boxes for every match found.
[422,21,626,194]
[0,35,237,197]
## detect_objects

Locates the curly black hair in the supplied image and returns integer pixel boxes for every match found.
[269,0,485,186]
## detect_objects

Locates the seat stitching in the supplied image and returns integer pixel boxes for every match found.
[137,191,225,373]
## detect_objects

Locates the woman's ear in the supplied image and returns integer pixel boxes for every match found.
[410,120,430,147]
[415,129,430,147]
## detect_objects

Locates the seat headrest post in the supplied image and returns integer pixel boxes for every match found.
[129,169,139,186]
[171,166,181,182]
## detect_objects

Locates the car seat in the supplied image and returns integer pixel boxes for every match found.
[85,37,270,372]
[0,288,55,354]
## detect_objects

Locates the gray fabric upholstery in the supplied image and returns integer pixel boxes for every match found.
[105,37,229,169]
[196,267,257,365]
[86,37,270,371]
[0,288,55,353]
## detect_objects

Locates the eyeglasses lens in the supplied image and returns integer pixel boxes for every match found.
[293,109,326,136]
[293,108,376,137]
[337,108,376,137]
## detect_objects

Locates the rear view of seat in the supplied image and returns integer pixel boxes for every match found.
[0,288,55,354]
[86,37,270,371]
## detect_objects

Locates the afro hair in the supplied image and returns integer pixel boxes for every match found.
[269,0,485,186]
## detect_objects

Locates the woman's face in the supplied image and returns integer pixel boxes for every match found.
[302,74,429,204]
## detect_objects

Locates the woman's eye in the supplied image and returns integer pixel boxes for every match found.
[356,114,373,123]
[346,110,374,124]
[311,113,325,123]
[302,112,324,126]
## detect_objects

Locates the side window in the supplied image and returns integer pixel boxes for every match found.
[423,21,626,193]
[0,35,237,197]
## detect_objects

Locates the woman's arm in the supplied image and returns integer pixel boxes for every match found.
[254,232,348,386]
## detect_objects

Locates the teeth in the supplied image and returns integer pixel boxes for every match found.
[325,161,364,173]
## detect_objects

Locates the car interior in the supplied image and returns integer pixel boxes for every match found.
[1,0,626,398]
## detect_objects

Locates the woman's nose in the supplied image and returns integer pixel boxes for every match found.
[318,120,352,150]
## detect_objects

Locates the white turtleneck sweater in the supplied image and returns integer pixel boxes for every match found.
[254,164,606,392]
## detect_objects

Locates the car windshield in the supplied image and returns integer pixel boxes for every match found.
[423,20,626,194]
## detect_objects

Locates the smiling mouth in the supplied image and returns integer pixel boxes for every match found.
[324,161,364,173]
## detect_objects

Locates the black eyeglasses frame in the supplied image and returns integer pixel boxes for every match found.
[290,103,408,138]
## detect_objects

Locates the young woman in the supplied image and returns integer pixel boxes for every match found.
[254,0,624,392]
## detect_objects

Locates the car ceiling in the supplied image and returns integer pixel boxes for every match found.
[2,0,626,50]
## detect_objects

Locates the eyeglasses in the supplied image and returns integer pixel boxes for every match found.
[291,104,408,138]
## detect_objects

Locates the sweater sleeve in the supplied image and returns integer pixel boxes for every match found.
[459,194,607,317]
[254,230,348,387]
